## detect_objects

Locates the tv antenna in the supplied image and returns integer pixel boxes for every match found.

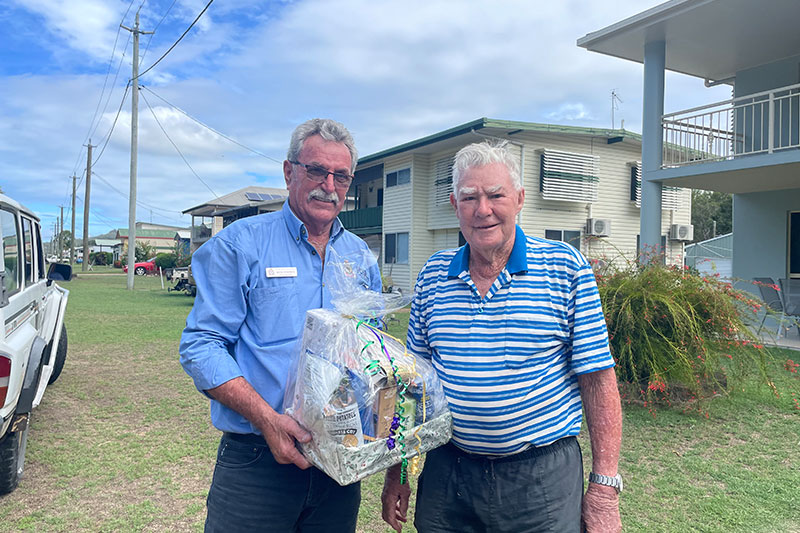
[611,90,623,129]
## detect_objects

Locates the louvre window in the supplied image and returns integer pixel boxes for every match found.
[434,156,455,206]
[540,149,599,202]
[629,162,684,209]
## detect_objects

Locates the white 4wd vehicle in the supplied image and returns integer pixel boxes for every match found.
[0,194,71,495]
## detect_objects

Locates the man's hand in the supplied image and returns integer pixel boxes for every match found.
[381,464,412,532]
[581,483,621,533]
[258,412,312,469]
[207,377,312,470]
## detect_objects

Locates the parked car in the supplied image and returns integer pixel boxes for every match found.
[0,193,71,495]
[123,257,158,276]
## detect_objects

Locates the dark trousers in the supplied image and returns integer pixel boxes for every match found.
[205,433,360,533]
[414,437,583,533]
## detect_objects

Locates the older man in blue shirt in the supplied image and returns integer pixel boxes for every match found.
[180,118,381,532]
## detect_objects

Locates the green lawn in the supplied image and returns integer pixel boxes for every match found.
[0,274,797,532]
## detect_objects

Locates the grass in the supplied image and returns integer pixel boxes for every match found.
[0,274,797,531]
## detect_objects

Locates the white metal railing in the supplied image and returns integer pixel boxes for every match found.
[662,82,800,167]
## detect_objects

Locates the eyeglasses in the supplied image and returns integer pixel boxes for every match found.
[289,161,353,188]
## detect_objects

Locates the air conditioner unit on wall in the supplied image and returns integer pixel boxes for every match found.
[586,218,611,237]
[669,224,694,241]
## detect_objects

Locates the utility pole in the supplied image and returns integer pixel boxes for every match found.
[70,175,77,265]
[122,11,153,290]
[59,206,64,260]
[82,142,93,272]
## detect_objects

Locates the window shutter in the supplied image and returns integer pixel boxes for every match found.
[630,161,685,209]
[434,156,454,206]
[540,150,599,202]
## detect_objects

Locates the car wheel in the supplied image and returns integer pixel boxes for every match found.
[48,323,68,385]
[135,267,146,276]
[0,421,30,495]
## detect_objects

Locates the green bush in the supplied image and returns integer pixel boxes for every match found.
[154,253,177,270]
[595,261,771,410]
[89,251,113,266]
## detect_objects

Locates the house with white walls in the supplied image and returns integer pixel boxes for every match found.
[341,118,693,294]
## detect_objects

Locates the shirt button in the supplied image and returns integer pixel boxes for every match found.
[478,307,484,313]
[312,250,317,255]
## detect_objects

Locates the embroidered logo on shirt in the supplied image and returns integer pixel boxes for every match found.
[266,267,298,278]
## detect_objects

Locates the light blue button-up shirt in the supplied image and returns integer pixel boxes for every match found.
[179,200,381,434]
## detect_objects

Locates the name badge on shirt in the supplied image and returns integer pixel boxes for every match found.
[266,267,297,278]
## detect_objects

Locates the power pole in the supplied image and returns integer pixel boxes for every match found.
[82,142,93,272]
[70,175,77,265]
[59,205,64,260]
[122,11,153,290]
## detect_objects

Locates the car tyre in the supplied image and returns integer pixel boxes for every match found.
[135,267,146,276]
[0,422,30,495]
[48,323,68,385]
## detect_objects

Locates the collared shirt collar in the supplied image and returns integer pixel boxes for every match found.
[281,199,344,244]
[447,225,529,278]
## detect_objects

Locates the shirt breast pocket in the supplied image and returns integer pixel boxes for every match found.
[249,283,300,345]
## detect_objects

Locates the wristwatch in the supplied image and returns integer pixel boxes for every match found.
[588,472,623,494]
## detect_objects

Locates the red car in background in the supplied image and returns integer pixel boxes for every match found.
[123,257,159,276]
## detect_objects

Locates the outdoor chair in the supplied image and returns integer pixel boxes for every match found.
[778,278,800,337]
[754,277,787,336]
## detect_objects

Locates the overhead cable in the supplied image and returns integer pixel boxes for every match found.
[142,86,283,164]
[140,90,220,200]
[134,0,214,81]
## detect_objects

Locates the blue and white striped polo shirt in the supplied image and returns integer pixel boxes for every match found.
[407,225,613,455]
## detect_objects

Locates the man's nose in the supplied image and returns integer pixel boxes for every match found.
[476,196,492,216]
[320,173,337,193]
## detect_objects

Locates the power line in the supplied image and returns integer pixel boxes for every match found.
[134,0,214,81]
[73,0,137,177]
[92,82,132,167]
[89,32,132,142]
[140,0,178,66]
[93,171,187,223]
[142,86,283,164]
[140,90,220,199]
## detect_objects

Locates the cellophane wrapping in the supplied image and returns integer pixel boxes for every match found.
[283,249,452,486]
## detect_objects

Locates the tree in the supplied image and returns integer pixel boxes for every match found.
[58,230,73,250]
[691,190,732,242]
[134,241,155,262]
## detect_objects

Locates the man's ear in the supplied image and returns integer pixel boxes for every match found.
[450,192,457,210]
[283,160,293,187]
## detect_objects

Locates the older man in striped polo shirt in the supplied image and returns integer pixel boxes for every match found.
[381,141,622,533]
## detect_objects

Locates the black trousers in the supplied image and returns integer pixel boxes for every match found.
[204,433,360,533]
[415,437,583,533]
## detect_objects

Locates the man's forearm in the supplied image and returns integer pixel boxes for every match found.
[207,376,277,432]
[578,367,622,475]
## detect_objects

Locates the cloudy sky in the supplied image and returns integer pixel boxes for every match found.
[0,0,730,240]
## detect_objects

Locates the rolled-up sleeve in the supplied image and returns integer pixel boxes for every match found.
[179,236,249,393]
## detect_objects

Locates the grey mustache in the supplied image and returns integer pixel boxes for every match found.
[308,189,339,205]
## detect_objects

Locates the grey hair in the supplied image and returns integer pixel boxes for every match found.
[452,140,521,193]
[287,118,358,173]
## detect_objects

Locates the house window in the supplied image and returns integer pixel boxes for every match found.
[386,168,411,188]
[540,149,599,203]
[545,229,581,251]
[434,156,455,206]
[1,209,20,296]
[630,161,684,209]
[385,232,409,264]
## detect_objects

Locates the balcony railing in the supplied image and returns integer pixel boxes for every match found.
[338,206,382,233]
[192,224,212,242]
[662,82,800,167]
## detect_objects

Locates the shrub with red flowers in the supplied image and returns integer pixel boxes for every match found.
[594,258,772,412]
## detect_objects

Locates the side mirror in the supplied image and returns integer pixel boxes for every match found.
[47,262,72,283]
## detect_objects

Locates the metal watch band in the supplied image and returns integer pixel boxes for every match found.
[588,472,623,493]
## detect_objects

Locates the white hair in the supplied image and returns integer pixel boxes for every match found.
[452,140,521,193]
